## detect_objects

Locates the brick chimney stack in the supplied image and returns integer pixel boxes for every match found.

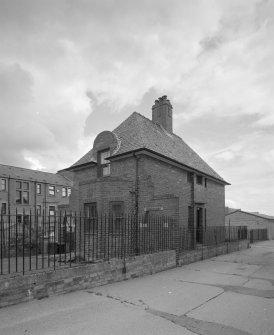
[152,95,173,133]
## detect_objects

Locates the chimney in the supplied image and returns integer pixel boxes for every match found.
[152,95,173,133]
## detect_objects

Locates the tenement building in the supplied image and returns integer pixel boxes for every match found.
[0,164,73,224]
[61,96,229,240]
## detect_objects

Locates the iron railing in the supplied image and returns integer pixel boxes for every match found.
[249,228,268,243]
[0,211,248,276]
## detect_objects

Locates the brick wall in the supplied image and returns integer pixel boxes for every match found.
[70,153,225,230]
[0,250,176,308]
[0,239,249,308]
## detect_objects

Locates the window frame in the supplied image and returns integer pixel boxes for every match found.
[1,178,7,191]
[49,205,56,216]
[196,175,203,185]
[1,202,7,215]
[110,201,124,235]
[36,183,42,195]
[97,149,111,177]
[62,187,67,197]
[84,202,97,234]
[16,181,29,204]
[37,205,42,216]
[48,185,55,196]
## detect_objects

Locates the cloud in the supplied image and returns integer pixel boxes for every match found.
[0,0,274,214]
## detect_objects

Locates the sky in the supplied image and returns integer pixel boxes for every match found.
[0,0,274,215]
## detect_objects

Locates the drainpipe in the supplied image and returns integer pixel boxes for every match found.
[133,152,140,255]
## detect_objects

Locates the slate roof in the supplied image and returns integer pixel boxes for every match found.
[0,164,72,186]
[226,209,274,221]
[70,112,227,183]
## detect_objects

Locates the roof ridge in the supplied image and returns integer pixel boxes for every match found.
[0,163,58,176]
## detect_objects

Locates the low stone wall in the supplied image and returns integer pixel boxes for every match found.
[178,240,249,266]
[0,240,250,308]
[0,250,176,308]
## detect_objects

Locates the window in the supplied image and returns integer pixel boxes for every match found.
[110,201,124,234]
[16,215,30,225]
[98,149,110,177]
[84,203,97,233]
[62,187,67,197]
[16,181,29,204]
[1,203,7,215]
[1,179,7,191]
[204,178,207,188]
[37,183,41,194]
[37,205,42,216]
[49,206,55,216]
[187,172,192,183]
[196,175,203,185]
[62,187,71,197]
[49,185,55,196]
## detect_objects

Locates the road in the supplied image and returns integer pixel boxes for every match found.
[1,241,274,335]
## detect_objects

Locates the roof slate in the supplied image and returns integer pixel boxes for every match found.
[0,164,72,186]
[70,112,227,183]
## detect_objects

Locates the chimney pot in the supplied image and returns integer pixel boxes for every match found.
[152,95,173,133]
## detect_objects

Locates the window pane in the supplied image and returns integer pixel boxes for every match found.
[68,188,71,196]
[1,179,7,190]
[62,187,67,197]
[1,203,7,215]
[100,150,110,163]
[102,164,110,176]
[37,184,41,194]
[16,190,22,204]
[49,206,55,216]
[49,186,55,195]
[37,205,41,216]
[23,182,29,190]
[23,191,29,204]
[16,181,21,189]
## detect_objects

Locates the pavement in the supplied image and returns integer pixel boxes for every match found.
[1,241,274,335]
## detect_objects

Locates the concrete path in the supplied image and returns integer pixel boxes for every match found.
[1,241,274,335]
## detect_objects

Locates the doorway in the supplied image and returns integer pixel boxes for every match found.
[196,207,203,243]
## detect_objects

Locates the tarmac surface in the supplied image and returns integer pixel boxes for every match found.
[1,240,274,335]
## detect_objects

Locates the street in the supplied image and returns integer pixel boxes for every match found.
[1,241,274,335]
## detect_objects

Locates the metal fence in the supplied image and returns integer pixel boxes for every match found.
[0,211,247,276]
[249,228,268,243]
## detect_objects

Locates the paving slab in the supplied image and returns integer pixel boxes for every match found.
[91,274,223,315]
[0,291,194,335]
[187,291,274,335]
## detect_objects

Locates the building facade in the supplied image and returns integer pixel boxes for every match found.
[225,208,274,240]
[61,96,229,242]
[0,164,72,225]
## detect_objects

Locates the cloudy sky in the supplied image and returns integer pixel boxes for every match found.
[0,0,274,215]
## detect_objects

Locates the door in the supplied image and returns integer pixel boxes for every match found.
[196,207,203,243]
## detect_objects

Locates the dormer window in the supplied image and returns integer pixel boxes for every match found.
[98,149,110,177]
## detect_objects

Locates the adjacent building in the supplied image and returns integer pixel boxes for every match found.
[61,96,229,241]
[225,208,274,240]
[0,164,72,224]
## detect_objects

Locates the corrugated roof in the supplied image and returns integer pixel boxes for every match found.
[0,164,72,186]
[69,112,227,183]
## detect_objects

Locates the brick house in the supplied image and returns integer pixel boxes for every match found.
[0,164,72,225]
[225,208,274,240]
[61,96,229,243]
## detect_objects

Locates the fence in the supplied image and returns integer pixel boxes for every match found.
[0,211,247,276]
[249,228,268,243]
